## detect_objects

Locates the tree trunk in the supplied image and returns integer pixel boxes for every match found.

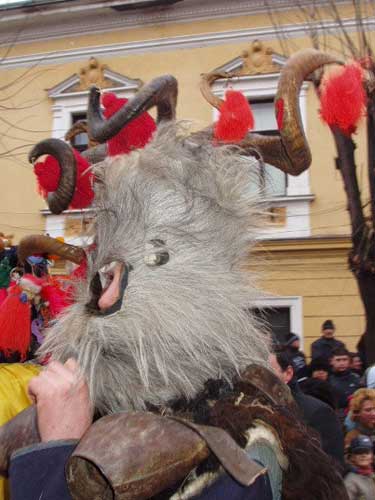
[356,272,375,364]
[330,128,375,364]
[363,98,375,364]
[331,129,365,246]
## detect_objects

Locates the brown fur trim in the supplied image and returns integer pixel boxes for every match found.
[207,386,349,500]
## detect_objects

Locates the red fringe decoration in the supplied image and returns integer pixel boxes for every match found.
[34,149,94,209]
[71,258,87,280]
[0,285,31,360]
[102,93,156,156]
[320,63,366,136]
[0,288,7,307]
[41,281,70,317]
[214,90,255,143]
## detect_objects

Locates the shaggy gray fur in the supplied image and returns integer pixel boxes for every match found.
[38,124,270,415]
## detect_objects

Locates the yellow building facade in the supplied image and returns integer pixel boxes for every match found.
[0,0,367,355]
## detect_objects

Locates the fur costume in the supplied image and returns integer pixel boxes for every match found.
[0,49,350,500]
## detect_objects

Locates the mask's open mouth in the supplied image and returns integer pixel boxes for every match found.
[86,261,131,316]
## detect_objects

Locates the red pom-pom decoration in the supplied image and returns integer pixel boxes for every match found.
[34,149,94,209]
[320,63,366,136]
[214,90,255,143]
[41,281,70,317]
[101,92,156,156]
[0,284,31,360]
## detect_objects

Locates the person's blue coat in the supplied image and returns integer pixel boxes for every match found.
[9,442,273,500]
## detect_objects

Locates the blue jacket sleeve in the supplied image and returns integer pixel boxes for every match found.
[9,441,77,500]
[9,442,274,500]
[192,471,273,500]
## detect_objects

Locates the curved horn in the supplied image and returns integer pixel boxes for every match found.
[87,75,178,143]
[200,71,231,110]
[29,139,77,214]
[81,143,107,164]
[18,235,85,265]
[200,49,342,175]
[272,48,343,175]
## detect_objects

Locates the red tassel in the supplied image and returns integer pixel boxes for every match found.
[41,281,70,317]
[0,285,31,360]
[320,63,366,136]
[71,258,87,280]
[0,288,7,307]
[102,93,156,156]
[34,149,94,209]
[214,90,255,143]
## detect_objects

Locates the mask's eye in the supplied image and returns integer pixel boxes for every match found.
[144,239,169,267]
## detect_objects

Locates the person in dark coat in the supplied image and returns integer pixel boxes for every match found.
[10,443,272,500]
[10,444,272,500]
[282,332,308,381]
[350,352,364,377]
[270,347,345,468]
[299,377,338,410]
[329,347,361,420]
[8,359,274,500]
[308,357,331,382]
[344,435,375,500]
[310,319,345,363]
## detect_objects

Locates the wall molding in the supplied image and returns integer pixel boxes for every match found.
[0,14,371,70]
[0,0,347,46]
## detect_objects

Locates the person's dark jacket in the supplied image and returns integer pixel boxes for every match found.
[311,336,344,363]
[10,442,273,500]
[289,348,308,381]
[329,370,361,409]
[299,377,338,410]
[289,380,345,467]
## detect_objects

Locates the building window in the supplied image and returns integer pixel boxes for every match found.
[251,296,303,348]
[211,74,313,239]
[254,306,291,345]
[250,98,287,198]
[70,112,88,152]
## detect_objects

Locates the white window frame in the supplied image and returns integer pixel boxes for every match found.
[252,295,304,349]
[212,74,313,239]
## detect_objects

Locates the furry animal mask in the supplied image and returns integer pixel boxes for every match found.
[37,124,270,414]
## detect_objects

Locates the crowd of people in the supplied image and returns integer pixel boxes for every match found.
[276,319,375,499]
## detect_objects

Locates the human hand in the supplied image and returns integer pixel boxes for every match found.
[28,358,93,442]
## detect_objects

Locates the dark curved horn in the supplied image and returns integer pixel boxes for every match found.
[29,139,77,214]
[81,143,107,164]
[200,49,342,175]
[87,75,178,143]
[18,235,85,264]
[272,49,343,175]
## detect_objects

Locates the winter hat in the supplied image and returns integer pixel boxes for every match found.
[309,357,330,374]
[349,435,373,454]
[322,319,335,331]
[284,332,300,347]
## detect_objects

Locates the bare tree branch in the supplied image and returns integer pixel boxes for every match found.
[326,0,359,57]
[353,0,373,59]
